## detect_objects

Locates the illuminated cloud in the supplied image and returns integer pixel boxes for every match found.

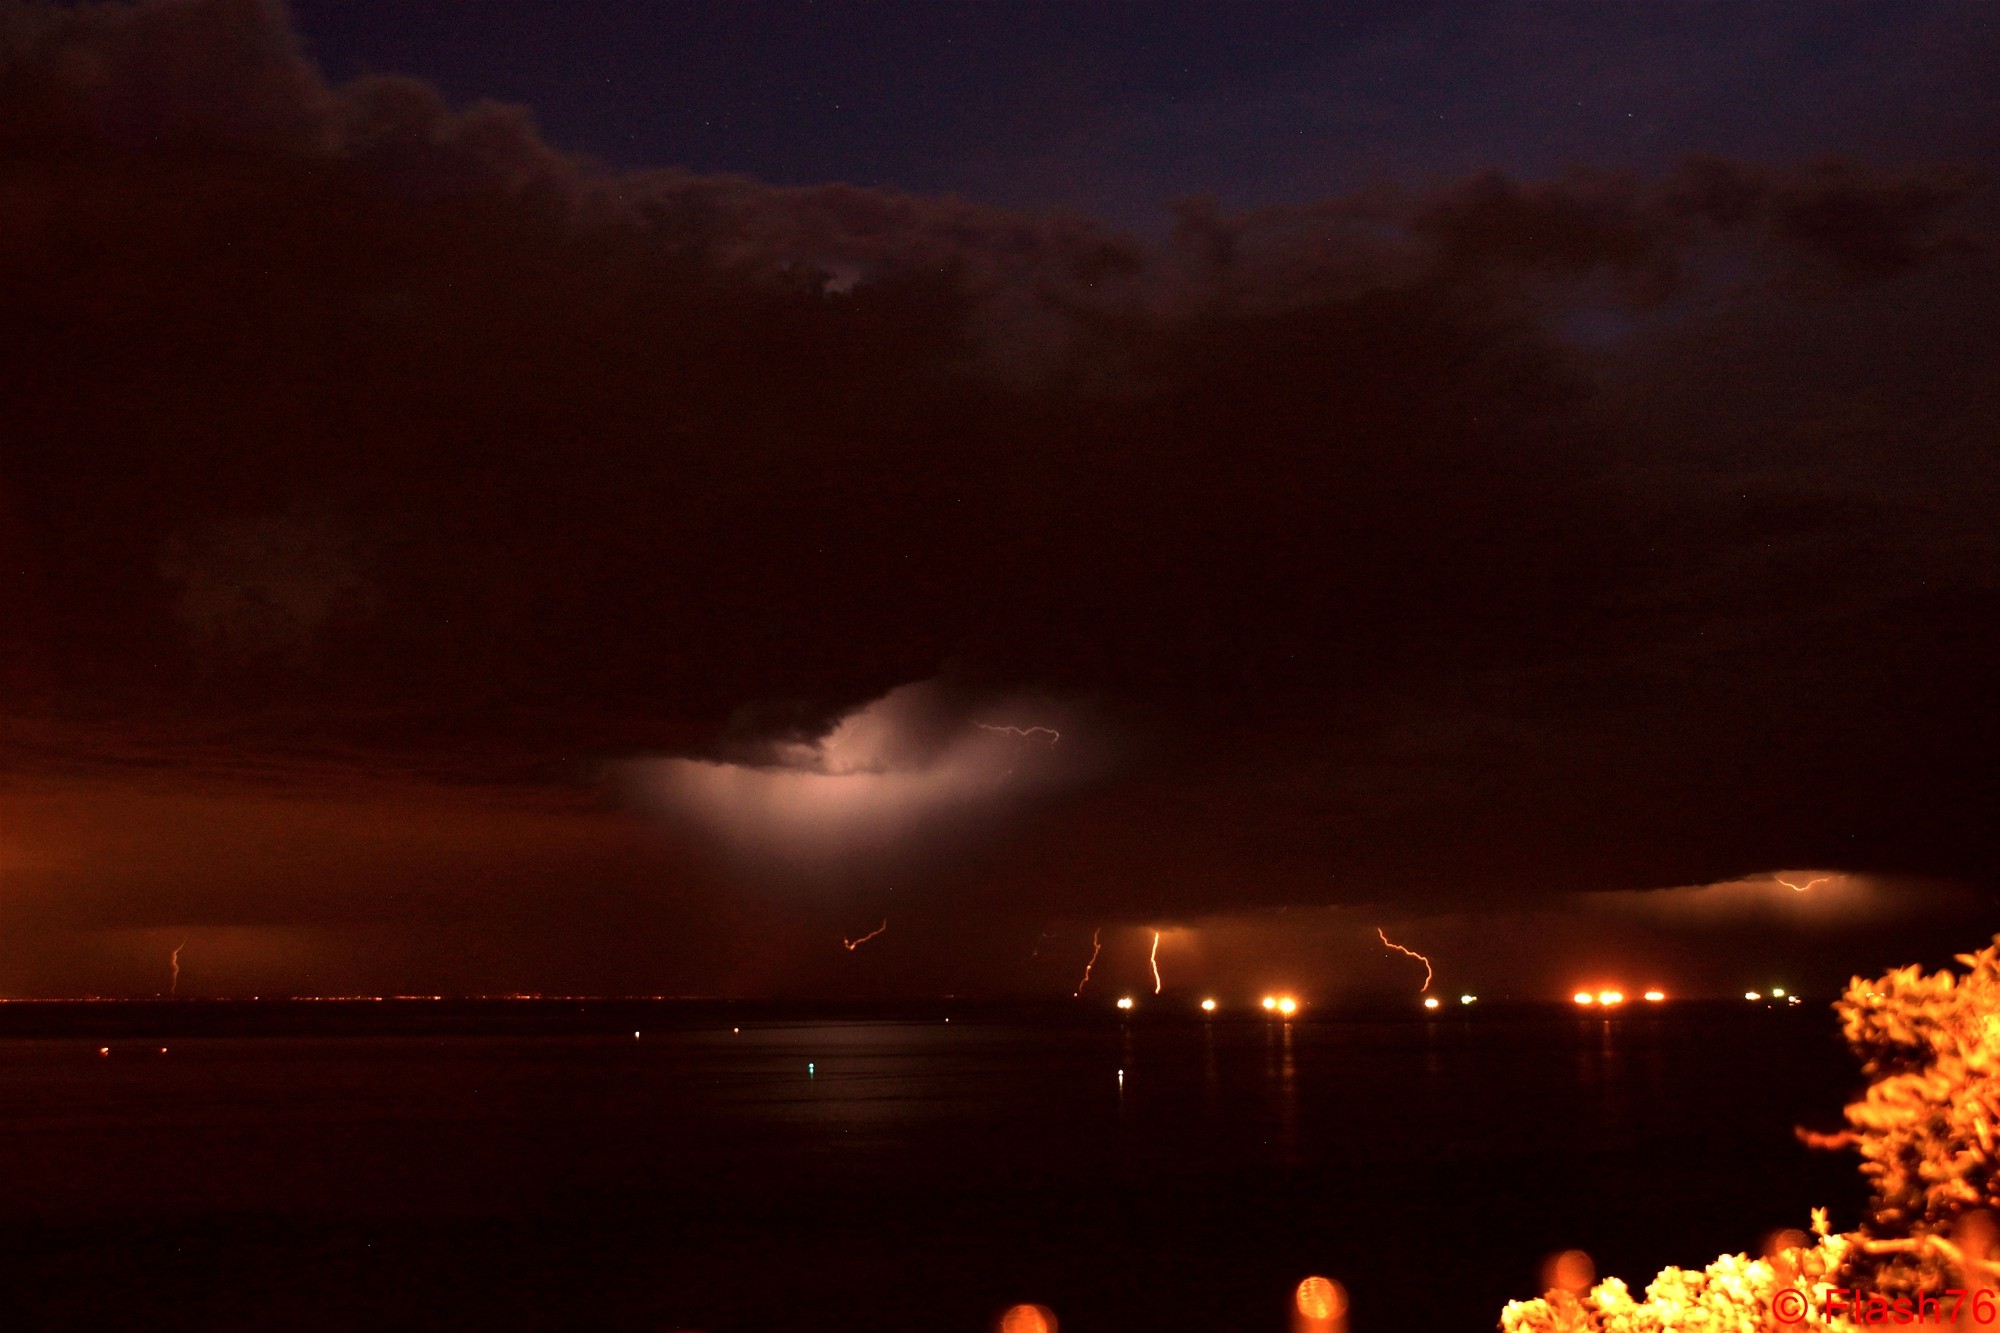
[623,680,1096,877]
[1578,870,1970,928]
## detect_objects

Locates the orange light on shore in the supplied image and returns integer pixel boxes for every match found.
[1422,997,1440,1011]
[999,1303,1056,1333]
[1643,989,1665,1002]
[1115,996,1134,1011]
[1573,992,1595,1005]
[1200,998,1217,1013]
[1276,996,1298,1016]
[1597,990,1624,1006]
[1262,996,1278,1011]
[1294,1275,1349,1331]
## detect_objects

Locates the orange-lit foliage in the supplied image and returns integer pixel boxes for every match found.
[1502,1216,1852,1332]
[1502,935,2000,1331]
[1837,942,2000,1297]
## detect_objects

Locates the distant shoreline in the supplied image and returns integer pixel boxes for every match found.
[0,995,1830,1039]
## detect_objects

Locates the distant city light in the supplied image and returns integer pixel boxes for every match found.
[1262,996,1278,1011]
[1574,992,1595,1005]
[1460,994,1477,1005]
[1771,987,1787,998]
[1746,991,1762,1001]
[1200,998,1217,1013]
[1115,996,1134,1011]
[1276,996,1298,1016]
[1643,990,1665,1002]
[1788,995,1802,1006]
[1597,990,1624,1006]
[1423,996,1441,1010]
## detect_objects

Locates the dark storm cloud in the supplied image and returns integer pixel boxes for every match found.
[2,0,1996,995]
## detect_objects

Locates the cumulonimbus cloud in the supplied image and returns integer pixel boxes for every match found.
[622,680,1101,879]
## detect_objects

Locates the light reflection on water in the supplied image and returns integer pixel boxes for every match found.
[0,1010,1836,1219]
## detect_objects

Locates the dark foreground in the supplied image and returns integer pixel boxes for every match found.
[0,1001,1863,1331]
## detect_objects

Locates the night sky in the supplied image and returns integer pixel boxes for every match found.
[3,0,1998,1001]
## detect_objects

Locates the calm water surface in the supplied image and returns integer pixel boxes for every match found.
[0,1006,1863,1331]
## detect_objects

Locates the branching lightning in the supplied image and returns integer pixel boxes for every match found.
[1377,927,1433,992]
[842,919,889,951]
[973,722,1061,745]
[169,940,186,996]
[1074,928,1102,997]
[1149,929,1162,995]
[1778,876,1831,893]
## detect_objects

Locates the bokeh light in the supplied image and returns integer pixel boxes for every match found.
[999,1303,1056,1333]
[1294,1274,1348,1330]
[1542,1248,1596,1295]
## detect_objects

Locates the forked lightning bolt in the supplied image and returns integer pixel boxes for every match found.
[843,919,889,951]
[1149,930,1163,995]
[1377,927,1433,992]
[1074,928,1102,997]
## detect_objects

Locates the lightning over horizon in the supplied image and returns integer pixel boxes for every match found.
[1149,929,1162,994]
[1074,928,1102,997]
[169,940,186,996]
[842,919,890,952]
[972,723,1060,745]
[1377,928,1433,992]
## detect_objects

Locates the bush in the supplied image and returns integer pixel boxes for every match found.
[1498,937,2000,1331]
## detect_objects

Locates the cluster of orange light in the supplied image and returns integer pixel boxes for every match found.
[1113,995,1292,1014]
[1573,988,1667,1006]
